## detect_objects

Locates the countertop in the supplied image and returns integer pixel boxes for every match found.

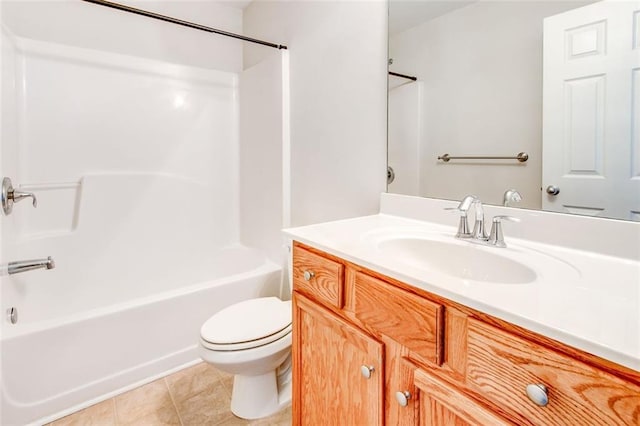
[284,213,640,372]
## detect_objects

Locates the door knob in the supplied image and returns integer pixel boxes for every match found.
[545,185,560,196]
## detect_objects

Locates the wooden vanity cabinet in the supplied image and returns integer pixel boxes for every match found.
[291,242,640,426]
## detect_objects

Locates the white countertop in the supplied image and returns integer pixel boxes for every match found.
[284,213,640,372]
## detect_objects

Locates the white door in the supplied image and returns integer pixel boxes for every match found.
[542,0,640,221]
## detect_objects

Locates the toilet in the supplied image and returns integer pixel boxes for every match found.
[199,297,292,420]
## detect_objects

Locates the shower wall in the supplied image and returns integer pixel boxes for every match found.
[240,51,289,267]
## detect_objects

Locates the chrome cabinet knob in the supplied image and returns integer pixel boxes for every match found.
[526,384,549,407]
[545,185,560,196]
[303,270,315,281]
[360,365,375,379]
[395,390,411,407]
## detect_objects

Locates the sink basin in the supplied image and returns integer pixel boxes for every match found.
[376,237,537,284]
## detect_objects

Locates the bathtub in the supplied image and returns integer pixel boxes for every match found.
[1,246,282,425]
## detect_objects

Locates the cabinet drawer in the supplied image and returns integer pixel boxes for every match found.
[354,272,443,365]
[292,245,344,309]
[466,319,640,426]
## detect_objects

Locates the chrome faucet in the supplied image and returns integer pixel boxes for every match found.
[448,196,520,247]
[453,195,488,241]
[7,256,55,275]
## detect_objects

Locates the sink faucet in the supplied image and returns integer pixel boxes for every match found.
[457,195,489,241]
[448,196,520,247]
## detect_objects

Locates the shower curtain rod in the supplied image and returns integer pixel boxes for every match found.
[81,0,288,50]
[388,71,417,81]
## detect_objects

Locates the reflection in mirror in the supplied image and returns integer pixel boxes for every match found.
[388,0,640,222]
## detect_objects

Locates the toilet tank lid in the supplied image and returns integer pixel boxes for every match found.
[201,297,292,344]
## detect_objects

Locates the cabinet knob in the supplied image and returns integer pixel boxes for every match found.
[395,390,412,407]
[526,384,549,407]
[303,270,315,281]
[360,365,375,379]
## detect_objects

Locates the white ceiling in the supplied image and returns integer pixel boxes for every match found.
[389,0,475,35]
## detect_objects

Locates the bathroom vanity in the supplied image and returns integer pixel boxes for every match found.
[285,196,640,425]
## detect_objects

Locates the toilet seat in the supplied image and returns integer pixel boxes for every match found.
[201,297,292,352]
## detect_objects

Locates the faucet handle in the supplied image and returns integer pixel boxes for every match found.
[489,215,520,247]
[444,208,471,238]
[2,177,38,215]
[493,215,520,223]
[444,207,465,215]
[11,190,38,208]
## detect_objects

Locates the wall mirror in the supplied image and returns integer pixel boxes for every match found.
[387,0,640,222]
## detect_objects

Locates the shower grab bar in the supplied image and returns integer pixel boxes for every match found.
[6,257,55,275]
[437,152,529,163]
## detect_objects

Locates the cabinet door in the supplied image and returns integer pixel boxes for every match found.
[415,369,513,426]
[292,292,384,426]
[386,347,420,425]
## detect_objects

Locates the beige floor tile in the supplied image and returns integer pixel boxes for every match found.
[115,379,177,425]
[176,386,232,426]
[118,405,181,426]
[166,362,225,403]
[216,414,250,425]
[247,406,292,426]
[218,373,234,398]
[50,399,116,426]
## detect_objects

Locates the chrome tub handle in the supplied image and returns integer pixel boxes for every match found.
[2,177,38,215]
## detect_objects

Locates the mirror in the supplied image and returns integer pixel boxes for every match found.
[387,0,640,222]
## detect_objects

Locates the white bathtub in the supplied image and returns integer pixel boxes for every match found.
[1,247,282,425]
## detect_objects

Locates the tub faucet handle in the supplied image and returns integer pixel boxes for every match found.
[2,177,38,215]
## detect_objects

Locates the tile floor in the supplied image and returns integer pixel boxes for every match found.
[47,362,292,426]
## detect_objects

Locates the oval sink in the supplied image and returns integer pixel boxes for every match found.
[377,238,537,284]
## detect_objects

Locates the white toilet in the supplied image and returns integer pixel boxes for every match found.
[199,296,292,420]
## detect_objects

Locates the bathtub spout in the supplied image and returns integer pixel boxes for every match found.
[7,256,55,275]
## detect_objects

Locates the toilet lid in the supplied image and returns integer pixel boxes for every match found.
[201,297,292,350]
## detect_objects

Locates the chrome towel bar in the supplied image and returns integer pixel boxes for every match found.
[438,152,529,163]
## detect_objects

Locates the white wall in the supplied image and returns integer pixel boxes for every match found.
[390,1,590,209]
[1,0,243,72]
[243,0,388,226]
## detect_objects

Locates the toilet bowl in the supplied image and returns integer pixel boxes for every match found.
[199,297,292,420]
